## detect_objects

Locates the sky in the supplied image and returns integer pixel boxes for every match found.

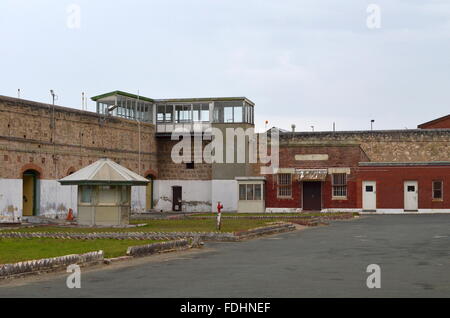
[0,0,449,132]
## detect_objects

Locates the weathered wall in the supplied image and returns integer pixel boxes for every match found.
[211,180,237,212]
[156,138,211,180]
[0,95,158,217]
[153,180,212,212]
[280,129,450,162]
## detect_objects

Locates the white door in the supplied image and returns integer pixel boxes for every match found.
[362,181,376,211]
[404,181,418,211]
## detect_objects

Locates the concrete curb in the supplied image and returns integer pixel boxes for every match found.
[0,250,104,279]
[126,239,191,257]
[235,223,296,239]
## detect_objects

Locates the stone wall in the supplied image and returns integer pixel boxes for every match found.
[0,95,158,218]
[0,95,158,180]
[280,129,450,162]
[156,138,211,180]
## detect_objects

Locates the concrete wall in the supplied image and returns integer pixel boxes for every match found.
[131,186,146,213]
[212,180,237,212]
[0,178,22,222]
[154,180,212,212]
[40,180,77,218]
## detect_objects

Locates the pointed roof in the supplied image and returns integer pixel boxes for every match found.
[58,158,149,186]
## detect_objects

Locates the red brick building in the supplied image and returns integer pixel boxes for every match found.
[265,130,450,213]
[356,162,450,212]
[418,114,450,129]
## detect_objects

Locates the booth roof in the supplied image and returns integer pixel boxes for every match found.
[58,158,149,186]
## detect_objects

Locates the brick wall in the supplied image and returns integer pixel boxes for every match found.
[356,165,450,209]
[265,145,365,209]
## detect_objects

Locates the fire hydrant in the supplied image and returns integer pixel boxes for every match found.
[216,201,223,230]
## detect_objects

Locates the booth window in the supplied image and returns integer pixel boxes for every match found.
[80,185,93,203]
[98,185,116,204]
[120,186,129,204]
[277,174,292,198]
[239,184,262,200]
[332,173,347,198]
[432,181,443,200]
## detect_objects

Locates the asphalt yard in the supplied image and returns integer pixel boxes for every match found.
[0,215,449,297]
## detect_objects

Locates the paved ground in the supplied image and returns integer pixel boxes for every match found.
[0,215,449,297]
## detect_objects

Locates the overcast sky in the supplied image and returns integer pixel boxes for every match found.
[1,0,449,132]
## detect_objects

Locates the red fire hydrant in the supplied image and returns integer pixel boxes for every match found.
[216,201,224,230]
[217,202,223,214]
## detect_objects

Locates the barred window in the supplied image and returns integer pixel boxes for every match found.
[432,181,443,200]
[332,173,347,198]
[277,173,292,197]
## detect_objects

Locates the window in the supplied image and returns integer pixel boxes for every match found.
[239,184,246,200]
[157,105,173,123]
[192,103,209,122]
[80,186,93,203]
[433,181,443,200]
[254,184,262,200]
[332,173,347,198]
[246,184,254,200]
[120,186,129,204]
[186,162,195,169]
[201,104,209,122]
[277,174,292,197]
[98,185,116,204]
[239,184,263,201]
[365,185,373,192]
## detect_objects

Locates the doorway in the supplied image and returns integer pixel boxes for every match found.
[362,181,377,211]
[172,186,182,211]
[302,182,322,211]
[145,175,154,211]
[22,170,39,216]
[404,181,418,211]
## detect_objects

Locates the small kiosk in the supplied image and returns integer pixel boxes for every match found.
[58,158,149,226]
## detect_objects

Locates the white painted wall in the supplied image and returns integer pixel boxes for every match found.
[212,180,237,212]
[131,186,146,213]
[0,178,22,222]
[40,180,77,218]
[154,180,212,212]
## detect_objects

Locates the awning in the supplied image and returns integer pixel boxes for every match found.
[295,169,328,181]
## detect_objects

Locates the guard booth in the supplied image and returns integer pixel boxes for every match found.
[58,158,149,226]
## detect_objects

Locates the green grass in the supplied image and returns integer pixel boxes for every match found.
[2,219,274,234]
[0,238,160,264]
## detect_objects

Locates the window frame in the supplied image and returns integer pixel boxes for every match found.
[432,180,443,200]
[277,173,292,198]
[332,173,347,199]
[238,183,264,201]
